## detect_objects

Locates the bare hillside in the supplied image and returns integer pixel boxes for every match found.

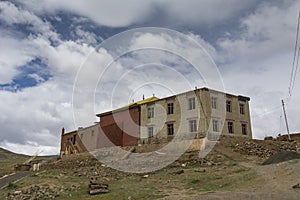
[1,136,300,199]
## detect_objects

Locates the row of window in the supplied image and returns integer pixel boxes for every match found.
[148,123,175,138]
[148,98,195,118]
[212,120,247,135]
[148,97,197,119]
[148,97,246,119]
[147,120,248,138]
[226,121,247,135]
[148,102,175,118]
[211,96,245,115]
[226,101,245,114]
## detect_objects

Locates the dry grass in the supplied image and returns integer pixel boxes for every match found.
[0,150,256,199]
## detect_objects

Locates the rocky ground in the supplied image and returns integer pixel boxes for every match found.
[6,184,79,200]
[0,135,300,199]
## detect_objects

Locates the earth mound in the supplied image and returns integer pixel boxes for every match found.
[262,151,300,165]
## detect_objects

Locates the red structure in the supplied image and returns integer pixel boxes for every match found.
[97,106,140,147]
[60,96,159,155]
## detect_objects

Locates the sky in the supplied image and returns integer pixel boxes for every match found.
[0,0,300,155]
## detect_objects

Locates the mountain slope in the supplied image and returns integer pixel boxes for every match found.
[0,147,29,177]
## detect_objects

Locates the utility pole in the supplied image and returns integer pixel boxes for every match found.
[281,99,291,141]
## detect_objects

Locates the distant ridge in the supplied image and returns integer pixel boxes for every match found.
[0,147,28,160]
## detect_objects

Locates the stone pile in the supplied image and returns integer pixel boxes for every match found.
[169,169,184,175]
[233,140,300,159]
[42,156,99,171]
[292,183,300,189]
[6,184,78,200]
[88,177,109,195]
[198,158,215,166]
[233,141,273,158]
[42,154,125,179]
[277,141,299,152]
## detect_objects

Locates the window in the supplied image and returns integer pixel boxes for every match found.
[189,120,197,132]
[211,96,217,109]
[167,103,174,114]
[148,127,154,138]
[226,100,232,112]
[148,107,154,118]
[167,123,174,135]
[73,135,76,145]
[80,134,83,139]
[188,97,195,110]
[212,119,219,132]
[240,103,245,115]
[68,137,73,143]
[91,130,94,137]
[228,121,234,134]
[242,123,247,135]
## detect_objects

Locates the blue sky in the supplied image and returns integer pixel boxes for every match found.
[0,0,299,155]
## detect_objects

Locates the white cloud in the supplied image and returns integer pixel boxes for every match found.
[0,1,60,84]
[17,0,259,27]
[0,82,71,154]
[0,33,33,84]
[29,37,94,79]
[220,54,296,139]
[216,1,300,138]
[0,2,101,155]
[0,1,40,25]
[0,140,58,156]
[218,1,300,65]
[1,0,300,156]
[0,1,59,41]
[28,73,45,83]
[128,31,223,89]
[74,26,101,45]
[72,48,116,126]
[16,0,155,27]
[158,0,259,26]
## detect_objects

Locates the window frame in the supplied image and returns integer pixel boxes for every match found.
[240,103,245,115]
[227,121,234,134]
[167,102,174,115]
[241,123,247,135]
[148,126,154,138]
[226,100,232,112]
[73,135,76,145]
[147,106,154,118]
[211,96,217,109]
[212,119,219,132]
[188,97,196,110]
[167,123,174,135]
[189,119,197,132]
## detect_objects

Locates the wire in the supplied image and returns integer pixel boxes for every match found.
[251,104,282,119]
[289,11,300,97]
[291,46,300,92]
[292,12,300,68]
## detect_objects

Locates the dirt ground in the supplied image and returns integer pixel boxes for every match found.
[162,139,300,200]
[1,136,300,199]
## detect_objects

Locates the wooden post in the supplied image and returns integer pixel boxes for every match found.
[281,100,291,141]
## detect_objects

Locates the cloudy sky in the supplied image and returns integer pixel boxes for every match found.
[0,0,300,155]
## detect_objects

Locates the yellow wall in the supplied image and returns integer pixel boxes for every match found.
[139,88,252,143]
